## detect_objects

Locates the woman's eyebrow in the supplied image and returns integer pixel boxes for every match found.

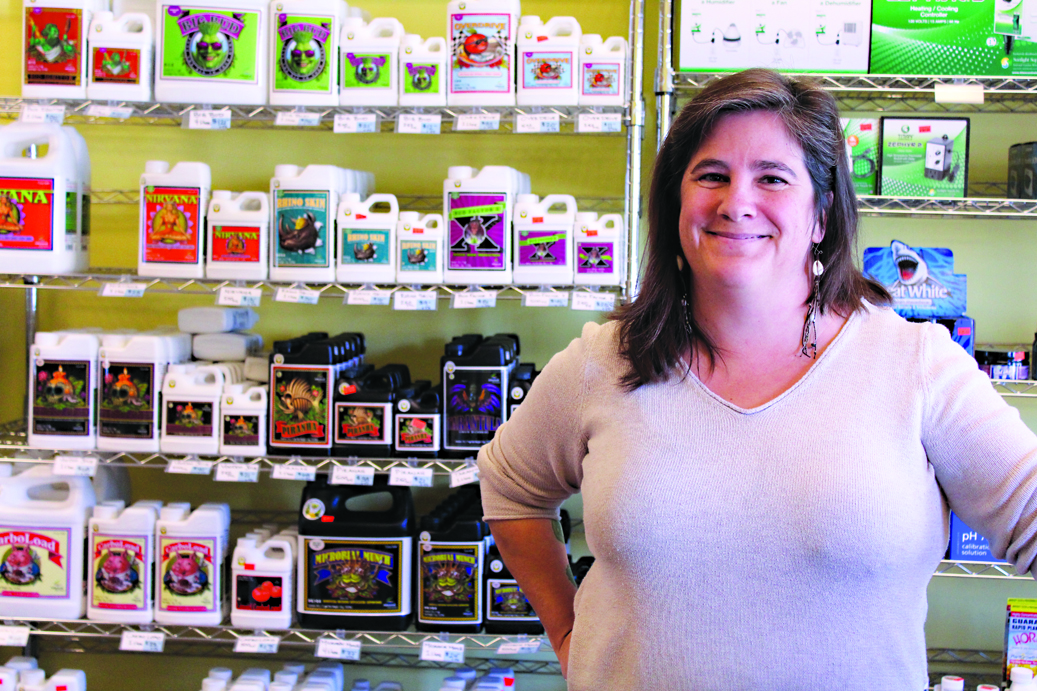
[687,158,798,179]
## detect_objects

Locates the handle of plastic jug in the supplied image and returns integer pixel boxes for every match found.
[598,214,624,230]
[0,124,64,160]
[0,472,92,510]
[370,17,404,38]
[424,36,446,53]
[603,36,627,53]
[545,16,581,37]
[364,194,399,216]
[118,13,152,34]
[195,366,225,388]
[262,538,294,561]
[247,386,268,403]
[539,194,578,217]
[420,214,443,229]
[236,191,269,212]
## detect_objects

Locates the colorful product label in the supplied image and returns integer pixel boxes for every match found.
[164,399,214,437]
[159,5,260,83]
[0,177,54,251]
[274,189,330,268]
[449,13,512,94]
[235,573,284,612]
[1007,599,1037,681]
[517,227,567,267]
[100,362,157,439]
[92,46,142,84]
[444,366,505,449]
[334,403,391,445]
[395,413,439,453]
[398,239,438,272]
[0,527,71,599]
[341,51,391,89]
[302,537,408,614]
[842,118,879,196]
[158,536,216,613]
[577,240,615,275]
[32,359,90,436]
[521,50,573,89]
[274,13,333,93]
[402,61,440,94]
[270,364,332,447]
[486,578,537,621]
[879,118,969,198]
[447,192,507,270]
[341,228,390,265]
[65,190,76,242]
[211,224,261,263]
[24,7,82,86]
[142,185,201,264]
[582,61,621,96]
[419,542,481,624]
[223,413,260,446]
[91,534,148,611]
[862,240,967,319]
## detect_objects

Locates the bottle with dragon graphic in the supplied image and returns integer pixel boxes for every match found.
[269,164,341,284]
[268,0,348,106]
[515,16,581,106]
[296,476,415,630]
[335,192,399,285]
[394,380,440,458]
[338,17,404,106]
[155,502,230,626]
[398,34,447,107]
[138,160,212,279]
[160,363,226,455]
[22,0,108,100]
[332,364,409,458]
[441,333,519,457]
[231,533,294,629]
[220,382,268,456]
[511,193,577,286]
[87,499,161,623]
[206,191,269,280]
[86,11,154,101]
[395,212,444,284]
[572,211,624,287]
[28,331,99,450]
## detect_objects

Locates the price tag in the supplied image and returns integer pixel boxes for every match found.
[345,289,392,306]
[397,113,442,135]
[119,630,166,653]
[234,636,280,654]
[331,465,375,486]
[420,641,465,664]
[452,291,497,309]
[315,638,362,660]
[85,104,134,120]
[53,455,98,477]
[19,104,66,124]
[577,113,623,134]
[186,110,232,130]
[0,626,31,647]
[333,113,378,133]
[275,111,322,127]
[272,465,317,482]
[496,640,542,655]
[454,113,501,131]
[393,291,438,311]
[389,467,434,488]
[166,459,215,475]
[217,286,262,307]
[571,292,617,312]
[522,291,569,307]
[100,282,147,298]
[275,288,321,305]
[214,463,259,483]
[515,113,560,134]
[449,464,479,488]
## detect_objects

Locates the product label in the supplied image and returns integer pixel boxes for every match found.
[576,241,615,275]
[142,185,202,264]
[521,50,573,89]
[879,118,969,198]
[235,574,284,612]
[444,366,505,449]
[395,413,439,453]
[31,359,90,436]
[334,403,391,445]
[341,228,390,265]
[223,414,260,446]
[399,239,438,273]
[1007,599,1037,681]
[862,240,967,319]
[164,399,214,437]
[273,13,333,93]
[419,542,481,624]
[582,61,621,96]
[158,537,216,613]
[517,228,567,268]
[0,177,54,251]
[24,7,82,86]
[92,46,142,84]
[0,527,71,599]
[302,538,408,614]
[341,51,391,89]
[159,5,260,83]
[65,190,76,238]
[449,13,512,94]
[842,118,879,196]
[100,362,157,439]
[270,365,332,447]
[447,192,506,270]
[91,534,148,611]
[274,189,330,268]
[486,578,538,621]
[211,224,261,263]
[403,61,440,94]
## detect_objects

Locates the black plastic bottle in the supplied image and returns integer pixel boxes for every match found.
[484,543,544,635]
[269,332,333,456]
[441,333,519,458]
[332,364,410,458]
[394,381,441,458]
[507,362,540,417]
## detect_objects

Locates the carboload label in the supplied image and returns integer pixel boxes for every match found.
[158,537,216,613]
[0,526,71,598]
[91,534,148,611]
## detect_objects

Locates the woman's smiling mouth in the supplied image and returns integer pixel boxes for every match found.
[706,230,772,240]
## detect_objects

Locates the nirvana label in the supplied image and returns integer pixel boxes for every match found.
[91,534,148,611]
[418,542,481,624]
[341,52,391,89]
[270,365,331,447]
[487,578,538,621]
[302,538,409,614]
[447,192,506,270]
[24,7,82,86]
[100,362,156,439]
[164,399,214,437]
[582,61,620,96]
[211,225,261,263]
[403,61,440,94]
[576,241,614,274]
[158,537,215,613]
[92,46,142,84]
[334,403,391,445]
[395,413,439,453]
[274,189,330,268]
[223,414,260,446]
[274,13,333,93]
[160,5,260,83]
[445,366,504,449]
[521,50,573,89]
[341,228,390,265]
[142,185,201,264]
[399,239,438,273]
[32,359,90,436]
[449,13,512,94]
[0,527,71,599]
[517,229,567,267]
[0,177,54,251]
[236,574,284,612]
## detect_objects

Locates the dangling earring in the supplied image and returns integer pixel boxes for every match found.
[677,255,693,337]
[801,244,824,359]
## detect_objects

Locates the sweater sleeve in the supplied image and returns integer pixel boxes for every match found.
[922,323,1037,572]
[477,322,595,521]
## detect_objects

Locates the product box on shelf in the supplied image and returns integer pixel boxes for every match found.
[269,164,341,284]
[155,502,230,626]
[339,16,404,106]
[862,240,968,320]
[88,499,162,623]
[841,118,879,196]
[441,333,518,457]
[206,191,269,280]
[879,117,970,199]
[336,193,399,285]
[395,212,444,284]
[28,331,99,450]
[512,193,577,286]
[1009,142,1037,199]
[394,380,440,457]
[332,364,409,458]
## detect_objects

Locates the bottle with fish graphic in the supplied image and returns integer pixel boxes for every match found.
[231,532,294,629]
[512,193,577,286]
[269,164,340,284]
[87,499,161,623]
[572,211,624,287]
[336,193,399,285]
[395,212,444,284]
[394,380,440,458]
[398,34,447,106]
[441,333,519,457]
[446,0,521,106]
[268,0,348,106]
[332,364,409,458]
[160,363,226,455]
[86,11,154,102]
[338,17,403,106]
[28,331,100,451]
[578,34,627,107]
[515,16,581,106]
[139,160,212,279]
[155,502,230,626]
[22,0,108,100]
[206,191,270,280]
[220,382,268,457]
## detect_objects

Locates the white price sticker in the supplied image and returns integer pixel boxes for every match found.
[577,113,623,134]
[275,111,322,127]
[0,626,30,647]
[187,110,232,130]
[454,113,501,131]
[120,630,166,653]
[397,113,442,135]
[420,641,465,664]
[389,466,434,488]
[100,282,147,298]
[515,113,561,134]
[271,465,317,482]
[571,291,617,312]
[333,113,378,133]
[346,289,392,306]
[496,640,542,655]
[217,286,262,307]
[393,291,438,311]
[449,464,479,488]
[275,288,321,304]
[315,638,362,660]
[452,291,497,309]
[330,465,375,486]
[19,104,66,124]
[234,636,280,654]
[214,463,259,483]
[166,459,215,475]
[86,105,134,120]
[53,455,98,477]
[522,291,569,307]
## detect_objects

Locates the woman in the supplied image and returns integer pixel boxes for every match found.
[477,69,1037,689]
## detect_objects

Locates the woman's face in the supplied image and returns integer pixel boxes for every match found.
[678,110,823,298]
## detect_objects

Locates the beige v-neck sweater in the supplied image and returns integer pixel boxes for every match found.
[478,302,1037,690]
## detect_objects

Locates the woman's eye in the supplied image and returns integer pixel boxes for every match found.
[760,175,788,185]
[696,173,727,183]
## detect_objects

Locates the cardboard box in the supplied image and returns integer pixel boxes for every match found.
[879,117,970,199]
[841,118,879,195]
[862,240,967,320]
[1009,142,1037,199]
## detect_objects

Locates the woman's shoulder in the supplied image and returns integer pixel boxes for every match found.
[852,300,930,349]
[541,320,627,382]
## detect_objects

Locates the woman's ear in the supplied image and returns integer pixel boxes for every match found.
[812,192,834,243]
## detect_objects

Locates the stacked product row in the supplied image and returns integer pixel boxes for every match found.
[0,657,87,691]
[197,664,519,691]
[24,0,628,107]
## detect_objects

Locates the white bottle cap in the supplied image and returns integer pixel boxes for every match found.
[978,685,1001,690]
[515,194,538,204]
[447,166,474,180]
[212,190,233,200]
[144,160,170,174]
[274,672,299,686]
[273,164,301,180]
[941,676,965,691]
[208,668,234,681]
[453,668,476,680]
[269,684,293,691]
[440,678,466,689]
[399,211,420,223]
[21,670,46,685]
[350,682,371,691]
[281,664,306,675]
[575,212,599,224]
[1013,668,1035,682]
[91,502,124,520]
[4,657,37,671]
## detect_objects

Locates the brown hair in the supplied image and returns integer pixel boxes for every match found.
[614,68,890,389]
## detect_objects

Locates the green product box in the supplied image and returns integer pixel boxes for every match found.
[879,117,970,199]
[1008,142,1037,199]
[841,118,879,196]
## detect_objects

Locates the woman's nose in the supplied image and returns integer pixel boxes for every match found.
[716,177,756,222]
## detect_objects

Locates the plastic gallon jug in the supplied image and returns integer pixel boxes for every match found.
[507,361,538,416]
[269,332,335,455]
[231,534,293,629]
[339,17,404,106]
[0,123,84,275]
[154,0,268,105]
[579,34,626,106]
[207,191,270,280]
[86,11,153,101]
[160,363,226,455]
[395,212,444,284]
[484,542,541,634]
[394,380,440,457]
[139,160,212,279]
[297,477,415,630]
[63,126,90,257]
[336,193,399,284]
[155,502,230,625]
[87,499,160,623]
[443,166,525,285]
[220,383,268,456]
[512,193,576,285]
[515,16,580,106]
[446,0,521,106]
[442,333,518,456]
[193,332,263,360]
[43,670,87,691]
[268,0,347,106]
[245,353,270,381]
[573,212,624,287]
[179,306,259,333]
[0,465,96,619]
[22,0,106,99]
[28,331,99,450]
[332,364,410,458]
[398,34,446,106]
[270,164,339,283]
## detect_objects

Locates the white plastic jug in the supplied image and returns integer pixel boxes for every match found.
[270,164,341,283]
[268,0,348,106]
[62,126,90,257]
[220,382,268,456]
[23,0,107,99]
[516,16,581,106]
[86,11,154,101]
[446,0,521,106]
[579,34,627,106]
[573,212,624,287]
[245,353,270,382]
[336,193,399,284]
[178,306,259,333]
[28,331,100,450]
[231,534,293,629]
[512,193,577,285]
[160,363,226,455]
[398,34,446,106]
[207,191,270,280]
[138,160,212,279]
[87,499,161,623]
[396,212,444,284]
[339,17,404,106]
[193,333,263,360]
[155,502,230,626]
